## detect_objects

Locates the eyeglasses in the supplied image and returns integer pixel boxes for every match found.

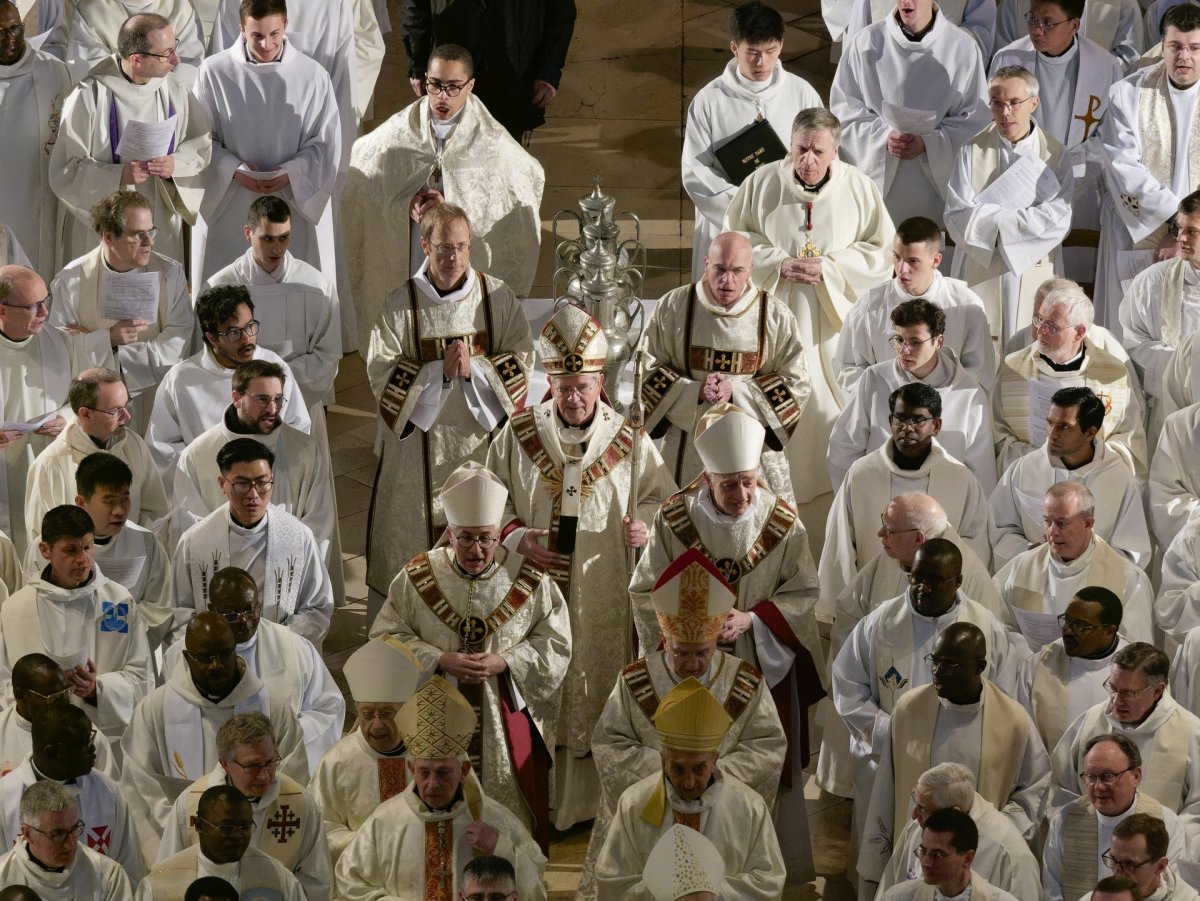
[552,382,600,398]
[888,413,935,429]
[1080,767,1134,786]
[1103,850,1156,872]
[913,845,954,862]
[880,513,919,537]
[26,819,84,843]
[452,533,498,548]
[228,478,273,497]
[246,394,286,409]
[1033,314,1075,336]
[183,648,235,665]
[214,320,260,341]
[1,294,50,313]
[989,97,1035,113]
[0,22,25,39]
[464,893,517,901]
[84,404,132,419]
[215,608,257,624]
[1024,12,1074,28]
[227,755,281,777]
[923,654,985,672]
[1057,613,1103,633]
[430,242,470,256]
[425,78,470,97]
[906,571,955,586]
[195,816,254,835]
[888,334,937,351]
[1103,678,1157,702]
[134,46,177,61]
[122,228,159,244]
[357,707,401,722]
[910,791,932,819]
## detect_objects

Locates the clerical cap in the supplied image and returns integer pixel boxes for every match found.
[693,403,765,474]
[540,304,608,376]
[653,678,731,753]
[644,825,725,901]
[343,636,422,704]
[441,462,508,528]
[652,548,736,645]
[396,676,477,759]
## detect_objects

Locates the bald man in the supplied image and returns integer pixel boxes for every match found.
[640,231,812,502]
[0,266,112,556]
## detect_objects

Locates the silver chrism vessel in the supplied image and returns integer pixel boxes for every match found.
[551,177,647,413]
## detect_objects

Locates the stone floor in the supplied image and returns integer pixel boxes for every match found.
[323,1,857,896]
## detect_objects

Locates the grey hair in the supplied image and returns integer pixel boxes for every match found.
[915,762,976,811]
[19,780,75,827]
[1045,480,1095,517]
[990,64,1040,98]
[892,493,949,537]
[1034,277,1078,305]
[216,712,275,759]
[791,107,841,145]
[1041,282,1094,328]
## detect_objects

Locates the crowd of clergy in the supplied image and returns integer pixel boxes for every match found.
[18,0,1200,898]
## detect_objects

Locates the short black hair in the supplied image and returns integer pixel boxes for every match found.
[184,877,239,901]
[1074,586,1123,628]
[731,1,784,43]
[888,382,942,418]
[232,359,286,395]
[247,195,291,230]
[41,505,94,546]
[1163,3,1200,34]
[75,453,133,500]
[428,43,474,77]
[216,438,275,474]
[462,855,516,887]
[30,702,90,749]
[11,653,61,694]
[197,784,251,821]
[891,298,946,337]
[895,216,943,251]
[1092,875,1143,901]
[196,286,255,341]
[239,0,287,23]
[1050,386,1105,433]
[923,807,978,854]
[1033,0,1084,21]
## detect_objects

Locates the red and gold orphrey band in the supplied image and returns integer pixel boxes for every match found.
[660,492,797,585]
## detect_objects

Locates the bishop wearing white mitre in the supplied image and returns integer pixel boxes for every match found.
[723,107,894,538]
[830,0,990,228]
[191,0,341,292]
[682,2,821,280]
[945,65,1074,347]
[1095,5,1200,334]
[0,2,69,280]
[50,13,210,267]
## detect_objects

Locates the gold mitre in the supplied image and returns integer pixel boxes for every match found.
[694,402,766,475]
[653,677,732,753]
[644,824,725,901]
[396,675,478,759]
[441,462,507,528]
[652,548,736,645]
[540,303,608,376]
[343,636,423,704]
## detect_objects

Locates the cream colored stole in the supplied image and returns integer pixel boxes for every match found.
[0,588,132,680]
[874,597,994,714]
[910,869,995,901]
[870,0,968,28]
[1006,538,1128,613]
[147,849,285,899]
[1030,644,1072,751]
[1160,257,1194,348]
[1060,794,1163,901]
[1138,64,1200,247]
[183,772,307,869]
[75,247,168,340]
[890,681,1027,836]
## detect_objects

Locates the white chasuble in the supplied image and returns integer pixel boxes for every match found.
[830,10,990,226]
[0,44,70,279]
[682,59,822,279]
[639,280,811,501]
[309,731,408,864]
[65,0,204,83]
[192,40,341,289]
[0,839,131,901]
[139,845,303,901]
[342,95,543,351]
[724,157,895,502]
[945,123,1073,347]
[1019,636,1127,753]
[49,55,211,266]
[365,269,533,594]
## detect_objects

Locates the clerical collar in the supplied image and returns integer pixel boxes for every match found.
[933,880,972,901]
[25,844,66,873]
[1040,36,1079,61]
[380,739,406,758]
[890,439,931,471]
[229,508,268,532]
[419,785,464,813]
[243,39,285,65]
[87,431,116,450]
[794,169,832,193]
[93,534,113,547]
[451,556,498,581]
[40,565,95,591]
[1081,635,1120,661]
[223,404,264,436]
[896,8,937,40]
[555,409,596,434]
[1040,345,1085,371]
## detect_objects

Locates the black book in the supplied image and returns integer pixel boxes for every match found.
[713,118,788,186]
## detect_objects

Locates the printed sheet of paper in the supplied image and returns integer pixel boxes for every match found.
[115,115,178,162]
[0,411,57,433]
[1013,607,1061,651]
[1026,379,1062,449]
[975,154,1059,210]
[97,556,145,588]
[103,270,160,322]
[882,103,940,136]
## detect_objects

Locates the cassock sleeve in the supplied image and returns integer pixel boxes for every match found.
[296,636,348,771]
[350,0,386,120]
[1156,527,1200,640]
[1148,419,1200,548]
[534,0,577,87]
[1118,265,1175,399]
[484,802,548,898]
[681,91,739,233]
[826,366,879,490]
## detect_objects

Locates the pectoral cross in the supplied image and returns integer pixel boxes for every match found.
[801,201,820,258]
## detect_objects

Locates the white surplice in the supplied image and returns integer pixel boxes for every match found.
[988,436,1151,572]
[347,0,384,121]
[49,55,211,266]
[0,44,70,279]
[0,838,131,901]
[1121,257,1200,412]
[64,0,204,83]
[1168,626,1200,721]
[827,352,997,492]
[845,0,996,59]
[162,618,345,774]
[944,122,1074,346]
[835,272,995,393]
[682,58,822,280]
[192,39,341,290]
[203,248,340,405]
[1017,636,1127,752]
[1150,402,1200,550]
[996,0,1145,70]
[831,9,990,226]
[0,705,119,781]
[87,521,172,650]
[1155,517,1200,641]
